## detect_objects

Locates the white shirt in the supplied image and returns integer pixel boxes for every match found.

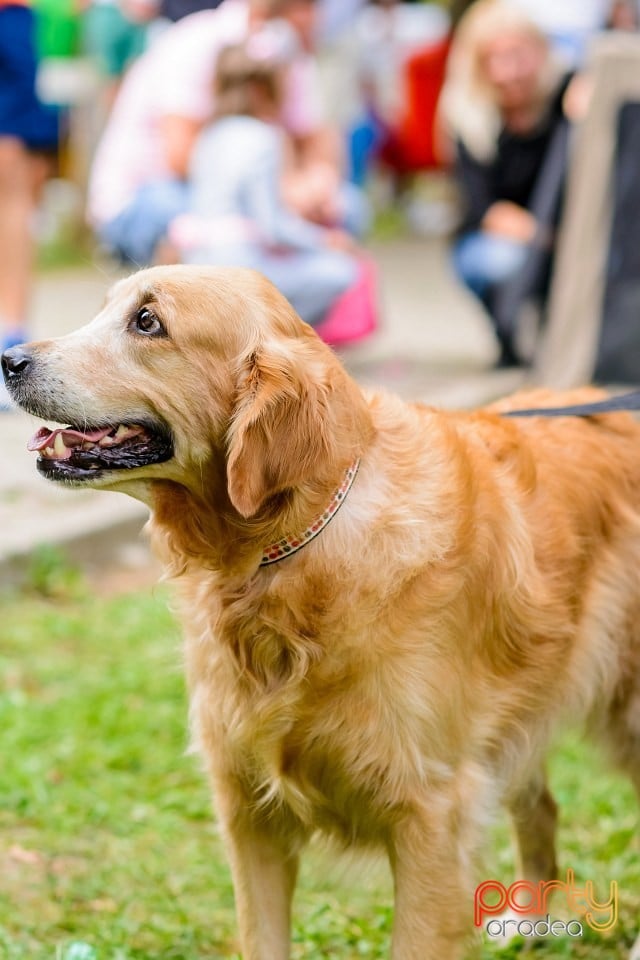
[87,0,324,225]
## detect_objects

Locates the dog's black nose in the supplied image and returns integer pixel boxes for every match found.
[1,345,32,381]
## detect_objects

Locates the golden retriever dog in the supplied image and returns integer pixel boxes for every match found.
[2,265,640,960]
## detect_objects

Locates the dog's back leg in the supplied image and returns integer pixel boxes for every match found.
[508,766,558,884]
[594,610,640,960]
[483,768,559,947]
[599,672,640,960]
[624,765,640,960]
[625,775,640,960]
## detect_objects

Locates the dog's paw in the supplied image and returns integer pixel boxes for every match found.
[629,933,640,960]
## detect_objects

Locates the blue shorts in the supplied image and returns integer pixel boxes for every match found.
[0,4,59,151]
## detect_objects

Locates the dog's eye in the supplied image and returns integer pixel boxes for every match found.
[132,308,165,337]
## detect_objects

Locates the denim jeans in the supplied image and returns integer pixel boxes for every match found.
[452,231,528,304]
[99,179,190,266]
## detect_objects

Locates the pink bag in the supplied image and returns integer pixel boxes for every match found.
[315,256,379,347]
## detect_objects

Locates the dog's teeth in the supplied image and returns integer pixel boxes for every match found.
[44,446,55,458]
[53,433,68,458]
[115,424,130,439]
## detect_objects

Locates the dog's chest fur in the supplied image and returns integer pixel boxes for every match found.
[179,566,459,845]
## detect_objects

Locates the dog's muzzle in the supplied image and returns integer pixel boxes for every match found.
[2,343,174,483]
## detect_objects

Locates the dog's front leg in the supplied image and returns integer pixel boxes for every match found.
[387,801,475,960]
[214,777,300,960]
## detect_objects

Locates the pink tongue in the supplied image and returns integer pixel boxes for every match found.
[27,425,113,452]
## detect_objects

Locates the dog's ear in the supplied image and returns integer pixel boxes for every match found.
[226,338,370,518]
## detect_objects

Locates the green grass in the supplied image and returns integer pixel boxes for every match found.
[36,228,97,272]
[0,568,638,959]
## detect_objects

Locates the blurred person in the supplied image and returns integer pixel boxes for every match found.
[82,0,155,113]
[607,0,639,29]
[0,0,59,409]
[269,0,368,232]
[440,0,577,366]
[87,0,265,265]
[451,0,620,64]
[81,0,154,108]
[87,0,366,266]
[169,41,358,327]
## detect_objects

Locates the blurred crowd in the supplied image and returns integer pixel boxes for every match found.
[2,0,640,407]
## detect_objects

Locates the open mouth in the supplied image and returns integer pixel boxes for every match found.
[27,421,174,482]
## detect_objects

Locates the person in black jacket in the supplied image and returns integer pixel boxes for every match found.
[440,0,575,366]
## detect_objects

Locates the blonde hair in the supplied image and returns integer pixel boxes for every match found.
[214,43,282,120]
[440,0,563,161]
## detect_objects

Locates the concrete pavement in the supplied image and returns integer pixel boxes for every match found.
[0,238,526,586]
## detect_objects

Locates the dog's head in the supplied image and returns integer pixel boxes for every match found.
[2,265,372,518]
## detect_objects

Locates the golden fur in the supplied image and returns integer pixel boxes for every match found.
[15,266,640,959]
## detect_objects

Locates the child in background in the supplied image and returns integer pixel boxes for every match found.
[170,37,360,328]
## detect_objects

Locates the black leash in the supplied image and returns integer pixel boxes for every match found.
[501,389,640,419]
